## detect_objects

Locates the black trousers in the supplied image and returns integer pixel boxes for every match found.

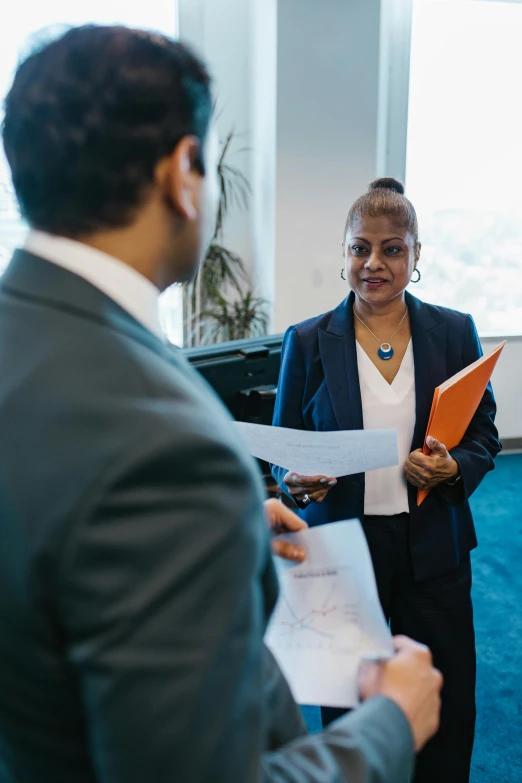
[321,513,476,783]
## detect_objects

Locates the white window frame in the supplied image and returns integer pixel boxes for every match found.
[378,0,522,339]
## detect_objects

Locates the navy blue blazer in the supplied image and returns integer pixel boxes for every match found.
[272,291,501,582]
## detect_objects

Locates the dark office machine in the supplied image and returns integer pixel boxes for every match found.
[184,334,284,492]
[184,334,283,422]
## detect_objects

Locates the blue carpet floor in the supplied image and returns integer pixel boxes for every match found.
[300,453,522,782]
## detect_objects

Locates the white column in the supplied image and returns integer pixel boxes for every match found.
[376,0,413,182]
[178,0,277,326]
[274,0,383,332]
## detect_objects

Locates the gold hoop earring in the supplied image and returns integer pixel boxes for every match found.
[411,268,421,284]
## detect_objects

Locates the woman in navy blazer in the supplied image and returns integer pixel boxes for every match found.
[272,179,501,783]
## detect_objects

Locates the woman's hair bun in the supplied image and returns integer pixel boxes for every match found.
[368,177,405,196]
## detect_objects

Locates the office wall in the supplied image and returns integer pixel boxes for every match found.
[178,0,277,318]
[275,0,382,332]
[180,0,387,332]
[482,337,522,443]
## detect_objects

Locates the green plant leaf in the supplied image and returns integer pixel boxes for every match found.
[199,243,247,301]
[182,125,267,346]
[199,289,269,343]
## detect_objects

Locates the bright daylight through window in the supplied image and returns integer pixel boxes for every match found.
[0,1,183,344]
[406,0,522,334]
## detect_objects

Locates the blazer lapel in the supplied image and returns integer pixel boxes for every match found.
[318,292,363,432]
[407,292,448,451]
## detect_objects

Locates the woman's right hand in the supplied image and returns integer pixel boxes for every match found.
[283,472,337,505]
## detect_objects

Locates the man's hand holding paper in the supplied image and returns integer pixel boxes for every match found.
[265,518,443,749]
[265,519,394,708]
[359,636,443,753]
[265,498,308,562]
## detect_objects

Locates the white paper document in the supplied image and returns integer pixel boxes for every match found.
[234,422,398,478]
[265,520,393,708]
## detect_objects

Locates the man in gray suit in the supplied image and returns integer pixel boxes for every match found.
[0,26,442,783]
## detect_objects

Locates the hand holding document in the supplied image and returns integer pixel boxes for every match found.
[234,422,398,478]
[418,341,505,505]
[265,519,393,707]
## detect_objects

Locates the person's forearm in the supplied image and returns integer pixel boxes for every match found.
[261,697,414,783]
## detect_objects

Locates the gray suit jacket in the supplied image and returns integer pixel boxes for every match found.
[0,250,414,783]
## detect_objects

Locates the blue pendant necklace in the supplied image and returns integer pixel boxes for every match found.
[354,307,408,361]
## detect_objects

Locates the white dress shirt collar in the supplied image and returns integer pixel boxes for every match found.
[24,230,164,340]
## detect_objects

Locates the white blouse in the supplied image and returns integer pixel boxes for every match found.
[356,340,416,516]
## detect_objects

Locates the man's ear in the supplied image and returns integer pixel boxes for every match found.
[155,136,202,220]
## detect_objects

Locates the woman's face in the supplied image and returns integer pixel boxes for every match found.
[344,215,420,307]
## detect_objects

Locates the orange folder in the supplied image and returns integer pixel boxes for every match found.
[417,341,506,506]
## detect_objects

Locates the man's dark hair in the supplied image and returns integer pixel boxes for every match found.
[2,25,212,236]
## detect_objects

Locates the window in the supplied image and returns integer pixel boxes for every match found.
[405,0,522,334]
[0,1,183,345]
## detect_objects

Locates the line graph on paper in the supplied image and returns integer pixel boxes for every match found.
[266,566,362,654]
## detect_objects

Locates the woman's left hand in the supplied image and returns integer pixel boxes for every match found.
[404,436,460,490]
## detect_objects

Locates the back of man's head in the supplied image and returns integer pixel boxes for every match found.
[2,25,212,237]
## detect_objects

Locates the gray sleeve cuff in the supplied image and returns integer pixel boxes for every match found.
[330,696,415,782]
[262,695,415,783]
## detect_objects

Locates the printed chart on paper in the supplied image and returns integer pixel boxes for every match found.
[268,566,362,654]
[265,520,393,708]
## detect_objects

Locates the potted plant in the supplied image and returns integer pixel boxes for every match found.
[183,131,268,346]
